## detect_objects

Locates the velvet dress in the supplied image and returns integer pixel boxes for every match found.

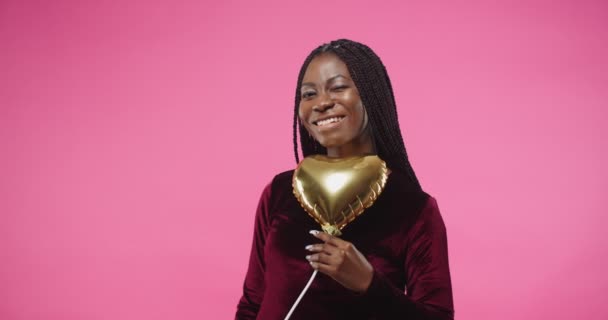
[236,169,454,320]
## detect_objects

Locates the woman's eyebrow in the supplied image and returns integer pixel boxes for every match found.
[301,75,349,88]
[326,75,348,82]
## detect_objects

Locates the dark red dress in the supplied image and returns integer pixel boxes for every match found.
[236,169,454,319]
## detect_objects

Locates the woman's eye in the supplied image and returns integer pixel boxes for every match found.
[302,91,316,99]
[332,85,348,91]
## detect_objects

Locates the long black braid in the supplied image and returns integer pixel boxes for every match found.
[292,39,422,191]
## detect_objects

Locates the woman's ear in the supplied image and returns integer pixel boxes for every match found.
[362,105,370,132]
[362,107,377,153]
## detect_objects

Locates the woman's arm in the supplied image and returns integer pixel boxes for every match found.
[306,196,454,319]
[361,196,454,319]
[235,182,274,319]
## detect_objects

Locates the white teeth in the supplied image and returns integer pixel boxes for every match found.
[316,117,343,126]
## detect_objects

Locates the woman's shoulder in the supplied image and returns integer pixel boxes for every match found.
[386,169,430,200]
[382,169,443,224]
[255,169,295,207]
[271,169,295,185]
[262,169,294,194]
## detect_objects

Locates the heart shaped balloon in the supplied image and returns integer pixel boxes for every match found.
[292,155,388,236]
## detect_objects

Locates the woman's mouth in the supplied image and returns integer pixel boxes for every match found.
[314,116,345,127]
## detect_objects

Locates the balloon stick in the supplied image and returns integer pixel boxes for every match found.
[284,269,318,320]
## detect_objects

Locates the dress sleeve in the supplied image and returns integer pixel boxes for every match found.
[361,196,454,319]
[235,181,274,319]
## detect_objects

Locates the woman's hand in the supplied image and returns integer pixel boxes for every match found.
[305,230,374,293]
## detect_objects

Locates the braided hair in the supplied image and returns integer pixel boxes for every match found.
[293,39,422,190]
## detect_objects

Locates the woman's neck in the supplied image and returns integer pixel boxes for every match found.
[325,133,376,158]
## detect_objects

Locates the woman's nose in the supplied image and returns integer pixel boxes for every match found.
[313,93,335,112]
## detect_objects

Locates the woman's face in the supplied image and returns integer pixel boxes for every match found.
[299,53,373,157]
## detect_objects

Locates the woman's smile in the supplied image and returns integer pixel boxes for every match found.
[314,115,346,129]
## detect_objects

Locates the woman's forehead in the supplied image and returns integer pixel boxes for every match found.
[302,53,352,83]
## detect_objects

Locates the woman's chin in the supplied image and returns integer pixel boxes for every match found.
[316,139,343,150]
[316,141,353,155]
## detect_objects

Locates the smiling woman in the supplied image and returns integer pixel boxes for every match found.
[235,39,454,320]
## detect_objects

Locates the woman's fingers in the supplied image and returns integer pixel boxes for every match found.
[305,243,339,255]
[306,251,329,263]
[306,249,348,276]
[306,229,374,292]
[306,230,374,292]
[306,247,343,264]
[309,260,336,274]
[309,230,349,249]
[306,230,349,269]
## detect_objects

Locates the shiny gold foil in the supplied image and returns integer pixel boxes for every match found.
[292,155,388,236]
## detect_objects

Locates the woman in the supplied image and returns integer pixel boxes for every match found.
[236,39,454,319]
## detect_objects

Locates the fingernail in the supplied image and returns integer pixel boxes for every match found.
[309,230,320,235]
[305,245,313,250]
[305,255,311,260]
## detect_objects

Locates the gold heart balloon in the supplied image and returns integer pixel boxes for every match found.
[292,155,388,236]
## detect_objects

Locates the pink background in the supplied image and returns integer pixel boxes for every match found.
[2,0,607,319]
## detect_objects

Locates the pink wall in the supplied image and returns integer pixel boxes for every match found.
[2,0,607,319]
